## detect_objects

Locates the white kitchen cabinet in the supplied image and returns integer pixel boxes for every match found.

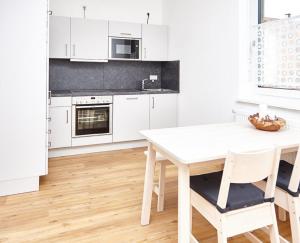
[142,24,168,61]
[150,94,177,129]
[49,101,72,149]
[49,16,71,59]
[109,21,142,38]
[113,95,149,142]
[71,18,108,60]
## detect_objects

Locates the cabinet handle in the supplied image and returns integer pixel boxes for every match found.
[66,110,69,124]
[47,117,52,122]
[120,33,131,36]
[48,129,51,134]
[152,97,155,109]
[126,97,138,100]
[65,44,68,56]
[144,48,147,59]
[48,91,52,105]
[72,44,76,56]
[48,141,52,148]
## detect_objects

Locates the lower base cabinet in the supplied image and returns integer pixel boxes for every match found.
[150,94,177,129]
[113,95,150,142]
[49,94,178,148]
[49,104,72,149]
[113,93,178,143]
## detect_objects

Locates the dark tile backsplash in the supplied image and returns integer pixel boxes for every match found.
[162,61,180,91]
[102,61,162,90]
[49,59,179,91]
[49,60,104,91]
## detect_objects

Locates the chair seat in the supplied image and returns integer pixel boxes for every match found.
[190,172,267,213]
[276,160,300,197]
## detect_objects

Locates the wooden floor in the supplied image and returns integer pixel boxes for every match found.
[0,148,293,242]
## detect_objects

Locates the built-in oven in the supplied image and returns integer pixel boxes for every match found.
[109,37,141,60]
[72,96,113,138]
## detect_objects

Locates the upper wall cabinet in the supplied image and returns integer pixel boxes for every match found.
[49,16,71,59]
[142,24,168,61]
[109,21,142,38]
[71,18,108,60]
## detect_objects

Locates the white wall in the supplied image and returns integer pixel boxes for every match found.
[50,0,163,24]
[265,0,300,18]
[162,0,239,126]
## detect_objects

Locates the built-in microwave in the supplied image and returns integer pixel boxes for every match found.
[109,37,141,60]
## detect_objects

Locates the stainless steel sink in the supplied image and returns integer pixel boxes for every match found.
[142,88,173,92]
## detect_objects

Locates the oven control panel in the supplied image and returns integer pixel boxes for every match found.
[72,96,113,105]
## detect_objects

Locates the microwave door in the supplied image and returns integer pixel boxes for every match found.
[111,38,131,59]
[110,38,140,60]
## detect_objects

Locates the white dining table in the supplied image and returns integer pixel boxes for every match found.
[140,122,300,243]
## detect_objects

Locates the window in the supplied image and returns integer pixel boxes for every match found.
[259,0,300,23]
[237,0,300,110]
[254,1,300,91]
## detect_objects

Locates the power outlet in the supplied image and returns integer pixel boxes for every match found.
[149,75,158,81]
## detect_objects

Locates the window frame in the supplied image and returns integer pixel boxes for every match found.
[258,0,264,24]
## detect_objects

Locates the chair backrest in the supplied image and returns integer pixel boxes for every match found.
[288,146,300,194]
[217,147,281,210]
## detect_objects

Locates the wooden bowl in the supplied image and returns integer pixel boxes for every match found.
[248,113,286,132]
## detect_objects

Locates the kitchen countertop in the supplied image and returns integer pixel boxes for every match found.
[51,89,179,97]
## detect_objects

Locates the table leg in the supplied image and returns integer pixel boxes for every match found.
[178,165,191,243]
[141,143,156,225]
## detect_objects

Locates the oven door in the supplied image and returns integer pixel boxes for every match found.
[72,104,112,138]
[109,37,141,60]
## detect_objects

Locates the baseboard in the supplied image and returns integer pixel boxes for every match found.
[48,140,147,158]
[0,177,39,197]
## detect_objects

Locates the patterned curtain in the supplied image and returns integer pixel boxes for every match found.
[250,16,300,90]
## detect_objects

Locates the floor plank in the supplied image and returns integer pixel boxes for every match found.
[0,148,292,242]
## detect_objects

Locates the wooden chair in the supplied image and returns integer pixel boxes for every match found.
[144,151,171,212]
[256,146,300,243]
[190,147,281,243]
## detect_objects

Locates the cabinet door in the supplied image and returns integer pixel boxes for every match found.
[49,107,72,149]
[142,24,168,61]
[49,16,70,59]
[109,21,142,38]
[150,94,177,129]
[71,18,108,60]
[113,95,149,142]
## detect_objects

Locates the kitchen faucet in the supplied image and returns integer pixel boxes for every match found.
[142,76,157,90]
[142,79,148,90]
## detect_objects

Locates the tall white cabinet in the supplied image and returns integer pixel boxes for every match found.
[70,18,108,60]
[0,0,48,196]
[49,16,70,58]
[142,24,168,61]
